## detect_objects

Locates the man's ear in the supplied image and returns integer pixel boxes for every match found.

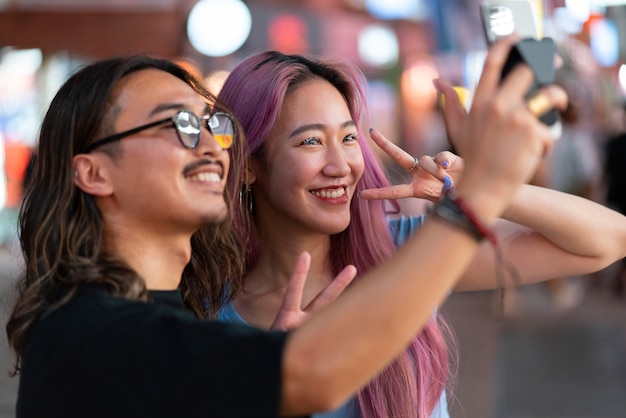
[72,154,114,196]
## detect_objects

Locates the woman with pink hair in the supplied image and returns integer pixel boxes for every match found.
[215,50,626,417]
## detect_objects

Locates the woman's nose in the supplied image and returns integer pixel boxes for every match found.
[322,145,351,177]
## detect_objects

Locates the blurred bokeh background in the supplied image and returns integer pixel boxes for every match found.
[1,1,626,417]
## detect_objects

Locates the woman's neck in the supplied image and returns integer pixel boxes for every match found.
[234,232,335,328]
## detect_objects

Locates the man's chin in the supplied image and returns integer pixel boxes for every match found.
[205,204,229,225]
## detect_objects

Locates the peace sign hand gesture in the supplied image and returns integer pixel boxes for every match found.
[270,252,357,331]
[360,128,463,203]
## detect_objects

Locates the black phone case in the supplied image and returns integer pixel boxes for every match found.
[501,38,558,125]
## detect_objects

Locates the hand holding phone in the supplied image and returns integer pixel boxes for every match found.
[480,0,562,138]
[503,38,559,127]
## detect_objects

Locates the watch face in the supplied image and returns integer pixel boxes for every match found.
[480,0,539,45]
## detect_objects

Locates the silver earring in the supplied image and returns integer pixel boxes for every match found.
[247,185,253,214]
[239,182,253,214]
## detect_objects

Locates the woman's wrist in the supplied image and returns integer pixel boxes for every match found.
[430,190,498,246]
[453,176,514,225]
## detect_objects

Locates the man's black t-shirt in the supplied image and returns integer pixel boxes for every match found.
[17,285,288,417]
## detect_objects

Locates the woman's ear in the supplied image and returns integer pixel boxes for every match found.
[246,160,258,185]
[72,154,114,197]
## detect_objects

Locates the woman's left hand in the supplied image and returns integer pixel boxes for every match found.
[359,128,464,202]
[270,252,357,332]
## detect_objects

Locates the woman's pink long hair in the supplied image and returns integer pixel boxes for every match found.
[220,50,454,418]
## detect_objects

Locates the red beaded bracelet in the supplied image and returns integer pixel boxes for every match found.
[449,193,498,246]
[431,191,498,247]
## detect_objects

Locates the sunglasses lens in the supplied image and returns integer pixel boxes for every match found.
[175,111,201,148]
[208,113,235,149]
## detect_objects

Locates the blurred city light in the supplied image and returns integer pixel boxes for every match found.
[619,64,626,94]
[0,131,5,211]
[565,0,591,22]
[268,14,310,55]
[553,7,584,34]
[401,57,439,111]
[367,79,399,151]
[0,48,42,145]
[592,0,626,5]
[358,24,399,69]
[589,18,619,67]
[187,0,251,57]
[0,48,42,95]
[462,50,487,90]
[364,0,429,21]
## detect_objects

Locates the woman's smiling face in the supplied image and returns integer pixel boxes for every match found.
[250,77,365,236]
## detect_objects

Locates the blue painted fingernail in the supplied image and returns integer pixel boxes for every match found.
[443,175,454,192]
[442,161,449,168]
[369,127,373,133]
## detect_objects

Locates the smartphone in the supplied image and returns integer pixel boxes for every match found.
[480,0,561,138]
[480,0,539,45]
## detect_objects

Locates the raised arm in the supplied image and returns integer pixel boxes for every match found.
[280,36,568,415]
[363,79,626,292]
[432,66,626,291]
[455,184,626,291]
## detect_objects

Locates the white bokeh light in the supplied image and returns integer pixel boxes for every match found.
[590,18,618,67]
[364,0,428,21]
[358,24,399,69]
[565,0,591,22]
[619,64,626,95]
[553,7,584,34]
[187,0,251,57]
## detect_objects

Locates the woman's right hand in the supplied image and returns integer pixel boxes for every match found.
[360,128,463,203]
[442,36,568,223]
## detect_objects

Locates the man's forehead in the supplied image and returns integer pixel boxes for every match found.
[112,69,207,119]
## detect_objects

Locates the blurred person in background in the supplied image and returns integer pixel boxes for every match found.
[533,67,603,311]
[500,41,608,313]
[603,100,626,295]
[214,49,626,418]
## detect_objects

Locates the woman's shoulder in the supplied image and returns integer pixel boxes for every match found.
[217,300,248,324]
[388,214,427,247]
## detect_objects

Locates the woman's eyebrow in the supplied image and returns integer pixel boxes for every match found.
[288,120,356,138]
[288,123,325,138]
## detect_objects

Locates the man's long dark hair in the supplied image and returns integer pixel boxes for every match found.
[6,55,245,373]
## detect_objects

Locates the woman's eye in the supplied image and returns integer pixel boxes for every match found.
[343,134,358,143]
[301,137,321,146]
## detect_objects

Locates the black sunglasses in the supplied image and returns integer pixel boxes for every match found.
[86,110,236,152]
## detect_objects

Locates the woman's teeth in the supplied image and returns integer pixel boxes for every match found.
[311,188,346,198]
